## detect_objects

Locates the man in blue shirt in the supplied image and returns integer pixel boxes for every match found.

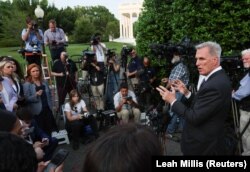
[232,49,250,155]
[127,49,142,91]
[21,16,43,66]
[44,19,66,62]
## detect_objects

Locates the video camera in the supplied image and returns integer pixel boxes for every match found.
[106,49,116,58]
[221,55,245,89]
[149,36,195,59]
[31,20,38,31]
[121,46,133,57]
[29,41,39,54]
[106,48,116,63]
[91,34,101,45]
[82,49,95,63]
[120,46,133,68]
[81,49,96,70]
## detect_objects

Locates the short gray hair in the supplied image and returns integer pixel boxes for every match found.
[195,41,222,61]
[241,49,250,56]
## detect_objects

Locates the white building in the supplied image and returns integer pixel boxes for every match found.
[113,0,143,45]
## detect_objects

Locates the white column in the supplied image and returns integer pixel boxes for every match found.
[129,13,133,39]
[125,16,128,38]
[122,15,125,38]
[119,14,123,38]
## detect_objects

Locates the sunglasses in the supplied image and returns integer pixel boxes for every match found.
[73,107,78,113]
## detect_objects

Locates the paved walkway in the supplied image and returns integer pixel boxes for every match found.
[54,117,182,172]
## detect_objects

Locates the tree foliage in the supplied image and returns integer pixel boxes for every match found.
[0,0,119,47]
[136,0,250,57]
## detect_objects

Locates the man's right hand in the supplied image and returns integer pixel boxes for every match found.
[36,90,43,96]
[172,79,190,96]
[161,78,169,83]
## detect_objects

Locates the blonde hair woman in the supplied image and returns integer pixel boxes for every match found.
[0,60,18,111]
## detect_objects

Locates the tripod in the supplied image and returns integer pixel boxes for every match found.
[104,64,119,110]
[77,71,97,110]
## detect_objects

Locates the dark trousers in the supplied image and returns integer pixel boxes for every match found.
[34,107,58,135]
[57,80,76,110]
[42,137,58,161]
[68,116,98,143]
[25,54,41,66]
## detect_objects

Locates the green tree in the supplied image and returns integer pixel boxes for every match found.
[105,20,119,40]
[136,0,250,57]
[0,11,26,47]
[136,0,172,57]
[73,17,95,43]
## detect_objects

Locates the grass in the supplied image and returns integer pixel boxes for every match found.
[0,42,133,64]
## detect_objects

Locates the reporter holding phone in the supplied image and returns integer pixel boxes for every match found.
[64,89,98,150]
[17,107,58,162]
[23,64,58,135]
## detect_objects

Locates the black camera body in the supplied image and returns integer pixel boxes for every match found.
[81,49,96,70]
[106,49,116,64]
[106,49,116,58]
[91,35,100,45]
[51,40,57,46]
[149,36,195,59]
[29,41,39,54]
[82,50,95,63]
[31,20,38,30]
[121,46,132,57]
[125,96,132,101]
[120,46,133,68]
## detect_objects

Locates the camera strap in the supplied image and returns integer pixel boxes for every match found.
[95,45,103,56]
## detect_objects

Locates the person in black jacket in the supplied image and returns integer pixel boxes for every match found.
[89,56,105,111]
[51,51,78,112]
[17,107,58,161]
[157,41,232,155]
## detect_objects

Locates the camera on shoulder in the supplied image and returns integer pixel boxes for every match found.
[91,33,101,45]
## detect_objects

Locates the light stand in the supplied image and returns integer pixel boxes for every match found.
[34,5,45,54]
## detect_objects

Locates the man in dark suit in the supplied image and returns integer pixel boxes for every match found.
[157,41,232,155]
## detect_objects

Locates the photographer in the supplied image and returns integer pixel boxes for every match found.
[89,56,105,111]
[91,33,106,68]
[113,82,141,124]
[51,52,78,112]
[64,89,98,150]
[105,50,120,109]
[232,49,250,155]
[44,19,66,62]
[16,107,58,161]
[138,57,156,110]
[126,49,142,90]
[21,16,43,66]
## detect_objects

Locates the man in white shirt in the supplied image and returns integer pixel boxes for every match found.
[114,82,141,124]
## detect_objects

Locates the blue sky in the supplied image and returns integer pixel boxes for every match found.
[48,0,143,19]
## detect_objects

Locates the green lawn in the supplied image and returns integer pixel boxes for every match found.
[0,42,132,64]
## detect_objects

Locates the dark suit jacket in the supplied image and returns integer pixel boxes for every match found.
[172,69,232,155]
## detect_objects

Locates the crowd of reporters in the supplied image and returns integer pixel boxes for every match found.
[0,15,250,172]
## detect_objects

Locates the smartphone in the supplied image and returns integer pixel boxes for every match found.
[50,149,69,167]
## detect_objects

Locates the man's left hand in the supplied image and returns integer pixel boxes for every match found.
[156,85,176,104]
